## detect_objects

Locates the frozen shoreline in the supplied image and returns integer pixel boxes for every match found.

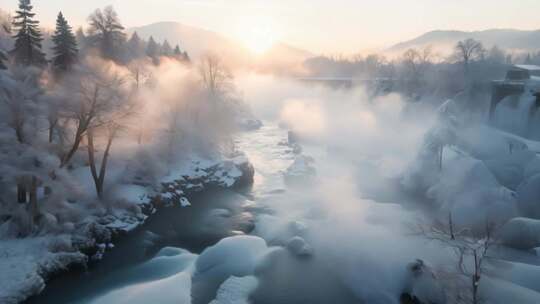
[0,152,254,304]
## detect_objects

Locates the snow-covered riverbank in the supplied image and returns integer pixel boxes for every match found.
[0,152,254,304]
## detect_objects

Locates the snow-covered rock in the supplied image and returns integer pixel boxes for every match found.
[156,153,254,207]
[284,155,316,184]
[195,236,269,278]
[209,276,258,304]
[286,236,314,257]
[517,174,540,219]
[90,271,193,304]
[499,217,540,250]
[426,156,518,230]
[402,259,446,304]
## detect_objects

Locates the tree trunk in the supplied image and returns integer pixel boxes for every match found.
[28,176,38,231]
[438,144,444,172]
[472,250,479,304]
[15,122,24,144]
[48,118,58,143]
[60,127,84,168]
[87,129,115,200]
[87,130,101,198]
[17,182,27,203]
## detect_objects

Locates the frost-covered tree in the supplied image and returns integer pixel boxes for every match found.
[197,54,238,152]
[51,12,78,72]
[10,0,46,66]
[82,72,134,199]
[75,27,88,50]
[486,45,505,65]
[0,67,42,143]
[87,6,126,62]
[417,216,499,304]
[401,46,433,96]
[453,39,485,76]
[0,11,10,69]
[58,62,133,170]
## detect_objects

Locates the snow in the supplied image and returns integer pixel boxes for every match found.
[403,259,446,304]
[517,174,540,218]
[180,197,191,207]
[0,150,253,302]
[209,276,258,304]
[85,236,269,304]
[195,236,270,278]
[284,154,316,184]
[87,246,197,304]
[479,276,540,304]
[500,217,540,250]
[487,259,540,293]
[109,184,152,205]
[286,236,314,257]
[90,272,193,304]
[0,236,86,304]
[423,154,518,230]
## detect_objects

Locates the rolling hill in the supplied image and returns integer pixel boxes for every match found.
[388,29,540,54]
[128,22,313,72]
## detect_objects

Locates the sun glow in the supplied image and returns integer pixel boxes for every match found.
[238,24,277,55]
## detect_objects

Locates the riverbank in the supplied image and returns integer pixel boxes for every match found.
[0,152,254,304]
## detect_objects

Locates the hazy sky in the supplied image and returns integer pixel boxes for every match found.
[2,0,540,54]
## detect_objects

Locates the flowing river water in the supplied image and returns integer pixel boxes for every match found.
[26,123,305,304]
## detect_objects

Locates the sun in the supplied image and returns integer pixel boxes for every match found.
[239,25,277,55]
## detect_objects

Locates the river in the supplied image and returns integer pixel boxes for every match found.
[25,123,299,304]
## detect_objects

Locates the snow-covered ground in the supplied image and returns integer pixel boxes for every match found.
[0,152,253,304]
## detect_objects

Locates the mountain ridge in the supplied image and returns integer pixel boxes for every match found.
[388,28,540,53]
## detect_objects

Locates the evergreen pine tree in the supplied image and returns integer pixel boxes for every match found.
[11,0,46,66]
[182,51,190,63]
[127,31,144,59]
[173,45,182,56]
[146,36,158,58]
[51,12,78,72]
[161,39,172,56]
[75,27,88,52]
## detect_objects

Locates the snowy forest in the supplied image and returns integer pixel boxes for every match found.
[2,0,540,304]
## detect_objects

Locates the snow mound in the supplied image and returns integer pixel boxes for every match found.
[517,174,540,218]
[487,259,540,293]
[479,276,540,304]
[286,236,314,257]
[209,276,258,304]
[90,271,193,304]
[500,217,540,250]
[284,155,316,184]
[195,236,269,278]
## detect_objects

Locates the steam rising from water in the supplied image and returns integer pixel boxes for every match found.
[231,74,451,303]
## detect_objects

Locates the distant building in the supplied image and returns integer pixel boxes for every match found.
[489,65,540,119]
